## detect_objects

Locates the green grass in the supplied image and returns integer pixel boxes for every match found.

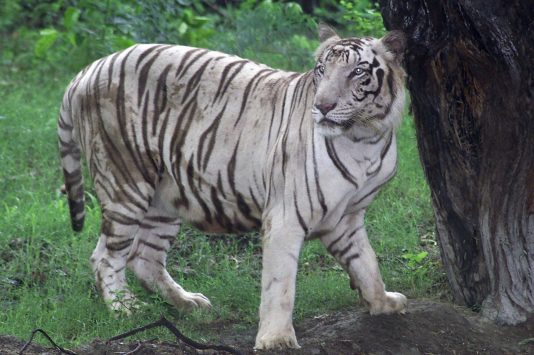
[0,63,443,347]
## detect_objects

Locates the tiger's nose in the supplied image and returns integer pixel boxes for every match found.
[315,102,337,115]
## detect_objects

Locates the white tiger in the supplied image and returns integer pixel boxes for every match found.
[58,24,408,349]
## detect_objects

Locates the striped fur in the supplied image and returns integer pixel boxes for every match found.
[58,26,407,350]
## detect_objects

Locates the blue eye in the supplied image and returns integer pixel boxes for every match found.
[348,67,365,79]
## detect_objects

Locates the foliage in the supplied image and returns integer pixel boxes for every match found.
[1,0,216,73]
[0,0,387,75]
[402,251,429,269]
[338,0,385,36]
[211,0,318,71]
[313,0,385,37]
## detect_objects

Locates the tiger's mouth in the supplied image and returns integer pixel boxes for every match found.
[317,118,344,127]
[317,117,353,130]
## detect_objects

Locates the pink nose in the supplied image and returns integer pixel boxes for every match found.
[315,102,337,115]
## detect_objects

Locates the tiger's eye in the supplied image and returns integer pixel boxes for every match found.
[354,68,363,75]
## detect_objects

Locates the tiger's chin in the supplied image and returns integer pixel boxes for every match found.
[314,118,349,137]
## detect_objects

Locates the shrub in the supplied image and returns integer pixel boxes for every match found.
[1,0,216,74]
[211,0,318,71]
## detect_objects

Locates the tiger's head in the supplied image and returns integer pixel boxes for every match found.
[312,25,406,137]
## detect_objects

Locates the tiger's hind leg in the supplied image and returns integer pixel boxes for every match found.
[91,208,146,313]
[88,155,157,313]
[126,187,211,310]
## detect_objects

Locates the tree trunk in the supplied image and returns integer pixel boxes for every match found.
[378,0,534,324]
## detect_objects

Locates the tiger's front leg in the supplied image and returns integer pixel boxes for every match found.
[254,215,304,350]
[321,211,407,315]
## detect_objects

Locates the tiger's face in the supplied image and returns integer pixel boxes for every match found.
[312,27,406,137]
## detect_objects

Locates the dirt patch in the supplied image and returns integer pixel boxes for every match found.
[4,300,534,354]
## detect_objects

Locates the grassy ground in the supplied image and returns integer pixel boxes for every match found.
[0,53,443,346]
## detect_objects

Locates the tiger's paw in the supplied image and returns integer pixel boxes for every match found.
[369,291,407,315]
[254,328,300,350]
[169,289,212,311]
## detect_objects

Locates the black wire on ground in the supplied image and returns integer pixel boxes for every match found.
[19,316,243,355]
[19,328,77,354]
[107,316,244,355]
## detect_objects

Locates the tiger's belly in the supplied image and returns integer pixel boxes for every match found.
[154,172,262,234]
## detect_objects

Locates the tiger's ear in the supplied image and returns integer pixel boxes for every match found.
[315,23,340,60]
[380,30,406,63]
[318,22,339,43]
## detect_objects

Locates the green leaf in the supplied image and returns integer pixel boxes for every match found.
[34,29,59,57]
[178,22,189,36]
[66,32,77,46]
[64,7,81,32]
[402,251,428,265]
[414,251,429,263]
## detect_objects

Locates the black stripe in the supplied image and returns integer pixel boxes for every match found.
[293,189,308,235]
[210,186,234,230]
[217,171,227,199]
[227,135,241,195]
[197,101,227,171]
[106,239,133,251]
[213,60,248,103]
[105,210,140,225]
[326,232,347,253]
[157,108,172,161]
[186,156,212,223]
[137,46,172,106]
[267,89,279,146]
[367,132,393,177]
[325,138,359,188]
[249,186,262,211]
[236,192,261,226]
[312,135,328,217]
[139,239,166,252]
[58,113,73,130]
[353,167,397,206]
[135,45,165,71]
[176,49,209,80]
[106,51,122,91]
[303,143,314,215]
[286,74,306,121]
[169,91,199,209]
[343,252,360,266]
[337,243,353,258]
[181,57,214,105]
[174,48,203,77]
[152,63,173,134]
[233,69,272,127]
[251,70,278,92]
[144,215,179,224]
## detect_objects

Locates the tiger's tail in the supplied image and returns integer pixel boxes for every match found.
[58,102,85,232]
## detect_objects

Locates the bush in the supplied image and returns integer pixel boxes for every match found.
[211,0,318,71]
[313,0,385,37]
[1,0,216,74]
[339,0,385,36]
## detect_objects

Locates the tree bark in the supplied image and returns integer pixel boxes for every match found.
[378,0,534,324]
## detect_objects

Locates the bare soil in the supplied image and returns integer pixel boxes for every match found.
[4,300,534,354]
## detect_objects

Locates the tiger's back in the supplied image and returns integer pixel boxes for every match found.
[61,44,311,234]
